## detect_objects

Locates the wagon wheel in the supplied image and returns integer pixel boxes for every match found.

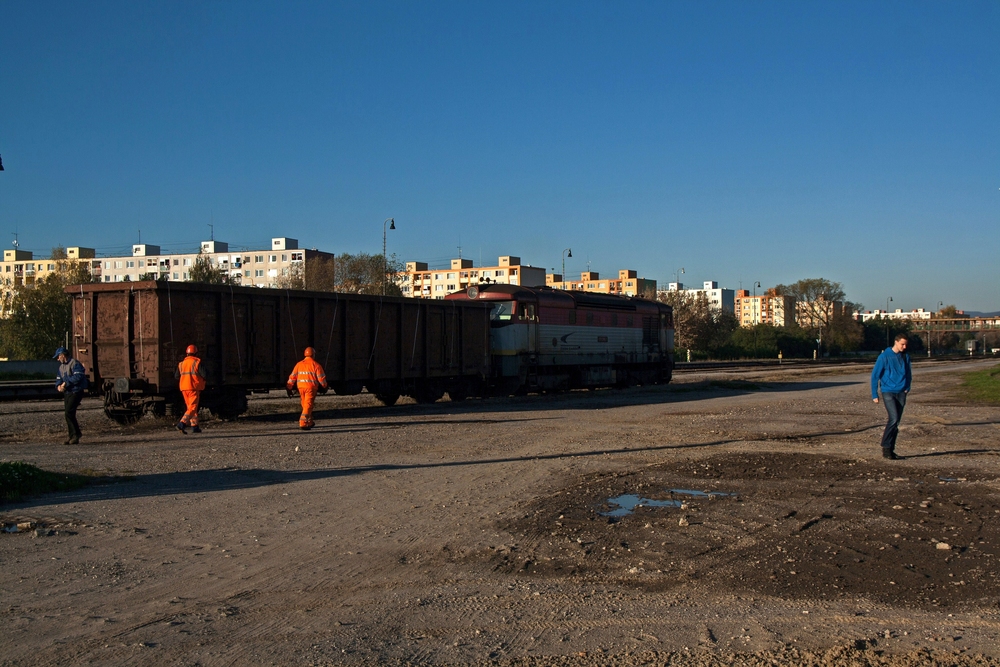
[373,391,400,407]
[447,381,468,402]
[104,406,144,425]
[412,382,444,404]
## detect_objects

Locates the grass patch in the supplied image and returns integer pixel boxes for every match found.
[961,364,1000,404]
[1,461,100,503]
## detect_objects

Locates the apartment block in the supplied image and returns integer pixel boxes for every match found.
[735,288,796,327]
[854,308,933,323]
[546,269,656,297]
[662,280,735,313]
[1,247,97,314]
[97,237,333,288]
[398,256,546,299]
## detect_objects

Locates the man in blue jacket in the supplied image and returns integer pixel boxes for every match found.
[871,333,912,460]
[54,346,89,445]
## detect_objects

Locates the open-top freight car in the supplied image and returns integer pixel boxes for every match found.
[446,284,673,394]
[68,281,493,423]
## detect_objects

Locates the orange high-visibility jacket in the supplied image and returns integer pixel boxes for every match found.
[176,355,207,391]
[287,357,328,391]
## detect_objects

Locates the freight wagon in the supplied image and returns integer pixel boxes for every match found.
[68,281,493,423]
[446,284,673,394]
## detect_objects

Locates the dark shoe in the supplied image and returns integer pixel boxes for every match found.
[175,422,187,434]
[191,426,202,434]
[883,450,901,460]
[68,437,80,445]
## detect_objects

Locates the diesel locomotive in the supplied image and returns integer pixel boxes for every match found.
[446,284,673,395]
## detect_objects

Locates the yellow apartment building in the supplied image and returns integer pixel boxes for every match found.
[398,256,546,299]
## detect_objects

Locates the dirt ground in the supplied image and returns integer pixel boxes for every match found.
[2,359,1000,666]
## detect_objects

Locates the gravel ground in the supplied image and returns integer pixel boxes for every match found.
[2,359,1000,666]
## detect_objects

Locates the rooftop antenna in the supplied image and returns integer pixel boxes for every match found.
[208,223,214,241]
[11,222,18,248]
[457,233,462,259]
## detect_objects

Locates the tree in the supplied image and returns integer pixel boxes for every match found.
[0,256,99,360]
[775,277,863,353]
[657,290,737,355]
[331,252,403,296]
[188,250,227,284]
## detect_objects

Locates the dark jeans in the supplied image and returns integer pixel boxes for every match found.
[64,390,83,441]
[880,391,906,452]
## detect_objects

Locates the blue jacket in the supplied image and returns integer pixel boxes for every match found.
[56,358,89,393]
[871,347,911,398]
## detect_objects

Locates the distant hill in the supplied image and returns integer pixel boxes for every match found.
[964,311,1000,317]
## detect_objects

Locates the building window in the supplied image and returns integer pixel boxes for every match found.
[173,259,179,266]
[447,284,456,290]
[269,255,277,263]
[495,270,504,277]
[255,269,264,277]
[281,254,287,262]
[434,285,443,291]
[183,258,190,266]
[291,252,303,261]
[114,261,123,269]
[173,272,179,279]
[255,255,264,263]
[447,272,455,279]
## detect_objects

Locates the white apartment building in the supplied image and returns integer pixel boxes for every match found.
[855,308,933,323]
[663,280,735,314]
[98,237,333,288]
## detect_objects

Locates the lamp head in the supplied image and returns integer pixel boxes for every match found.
[389,218,395,230]
[567,249,572,257]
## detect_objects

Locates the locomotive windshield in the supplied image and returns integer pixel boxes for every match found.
[490,301,515,322]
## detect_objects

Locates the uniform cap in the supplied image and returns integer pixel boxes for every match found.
[52,346,68,359]
[304,347,315,357]
[186,344,198,355]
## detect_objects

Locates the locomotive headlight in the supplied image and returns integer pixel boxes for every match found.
[468,286,479,299]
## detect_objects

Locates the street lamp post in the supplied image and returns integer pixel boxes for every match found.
[673,267,685,290]
[885,296,893,347]
[382,217,395,295]
[561,248,572,282]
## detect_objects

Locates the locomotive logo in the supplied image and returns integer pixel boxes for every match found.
[558,333,581,350]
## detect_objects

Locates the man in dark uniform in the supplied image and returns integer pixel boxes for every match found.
[54,346,89,445]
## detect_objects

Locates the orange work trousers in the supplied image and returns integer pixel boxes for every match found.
[298,387,317,428]
[180,390,201,427]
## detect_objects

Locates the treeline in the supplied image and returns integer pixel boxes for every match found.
[657,278,984,360]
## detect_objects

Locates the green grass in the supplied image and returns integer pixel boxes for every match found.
[0,461,99,503]
[961,364,1000,404]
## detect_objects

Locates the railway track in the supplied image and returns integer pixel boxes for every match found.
[0,355,988,402]
[0,380,61,402]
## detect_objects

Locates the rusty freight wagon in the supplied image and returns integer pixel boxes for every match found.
[68,282,493,424]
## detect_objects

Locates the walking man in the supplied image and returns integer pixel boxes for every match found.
[871,333,912,460]
[287,347,328,430]
[175,344,207,434]
[54,346,88,445]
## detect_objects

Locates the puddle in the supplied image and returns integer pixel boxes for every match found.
[601,489,734,517]
[938,477,967,483]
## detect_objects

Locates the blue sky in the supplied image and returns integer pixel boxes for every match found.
[2,1,998,311]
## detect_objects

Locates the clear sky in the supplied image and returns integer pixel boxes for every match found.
[2,1,998,312]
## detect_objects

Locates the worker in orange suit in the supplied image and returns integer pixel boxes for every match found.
[287,347,328,430]
[174,344,207,434]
